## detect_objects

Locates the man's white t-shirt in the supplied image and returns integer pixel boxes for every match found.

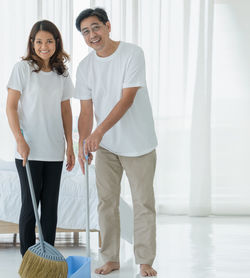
[74,41,157,157]
[7,60,74,161]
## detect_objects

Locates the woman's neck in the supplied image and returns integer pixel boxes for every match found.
[42,62,51,72]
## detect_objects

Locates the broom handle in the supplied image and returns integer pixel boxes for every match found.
[26,161,45,252]
[84,142,90,257]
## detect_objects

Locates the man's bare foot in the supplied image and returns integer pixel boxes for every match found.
[95,261,120,275]
[140,264,157,277]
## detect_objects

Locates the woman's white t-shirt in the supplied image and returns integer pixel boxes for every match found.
[74,42,158,157]
[7,60,74,161]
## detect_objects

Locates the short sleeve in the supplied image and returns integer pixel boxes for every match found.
[74,64,92,100]
[62,74,74,101]
[123,47,147,89]
[7,61,27,93]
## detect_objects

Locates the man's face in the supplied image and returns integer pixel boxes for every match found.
[80,16,111,53]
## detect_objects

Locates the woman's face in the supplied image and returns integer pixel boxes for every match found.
[33,31,56,65]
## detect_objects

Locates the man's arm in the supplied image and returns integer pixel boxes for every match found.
[78,99,94,173]
[84,87,138,154]
[61,100,75,171]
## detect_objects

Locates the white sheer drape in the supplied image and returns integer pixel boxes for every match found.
[212,0,250,215]
[189,0,214,216]
[0,0,38,160]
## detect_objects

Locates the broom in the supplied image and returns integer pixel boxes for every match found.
[19,160,68,278]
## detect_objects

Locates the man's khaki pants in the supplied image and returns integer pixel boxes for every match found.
[95,147,156,265]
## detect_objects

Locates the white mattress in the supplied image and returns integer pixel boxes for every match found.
[0,162,99,230]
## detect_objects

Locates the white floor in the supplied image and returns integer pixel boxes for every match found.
[1,216,250,277]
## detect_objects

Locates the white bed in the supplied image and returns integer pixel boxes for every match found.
[0,160,133,245]
[0,160,98,229]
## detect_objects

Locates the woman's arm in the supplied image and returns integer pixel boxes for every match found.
[61,99,75,171]
[6,88,29,166]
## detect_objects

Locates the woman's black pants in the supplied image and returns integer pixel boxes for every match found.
[15,159,63,256]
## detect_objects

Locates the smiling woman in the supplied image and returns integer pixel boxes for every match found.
[5,19,75,258]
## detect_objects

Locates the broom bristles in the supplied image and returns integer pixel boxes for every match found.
[19,250,68,278]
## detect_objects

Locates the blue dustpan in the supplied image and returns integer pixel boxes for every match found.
[66,256,91,278]
[67,157,91,278]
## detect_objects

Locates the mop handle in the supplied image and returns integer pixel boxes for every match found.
[83,141,90,257]
[26,161,45,252]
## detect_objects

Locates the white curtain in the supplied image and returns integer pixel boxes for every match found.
[212,0,250,215]
[0,0,38,160]
[189,0,214,216]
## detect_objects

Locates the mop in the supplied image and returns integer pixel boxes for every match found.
[19,160,67,278]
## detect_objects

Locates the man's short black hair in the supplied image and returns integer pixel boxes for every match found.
[75,8,109,32]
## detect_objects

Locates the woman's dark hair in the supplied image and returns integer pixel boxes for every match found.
[23,20,69,75]
[75,8,109,32]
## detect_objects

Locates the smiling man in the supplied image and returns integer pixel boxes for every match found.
[74,8,158,277]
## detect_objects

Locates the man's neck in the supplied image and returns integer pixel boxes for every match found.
[96,40,120,57]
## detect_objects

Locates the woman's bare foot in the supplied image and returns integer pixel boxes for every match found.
[140,264,157,277]
[95,261,120,275]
